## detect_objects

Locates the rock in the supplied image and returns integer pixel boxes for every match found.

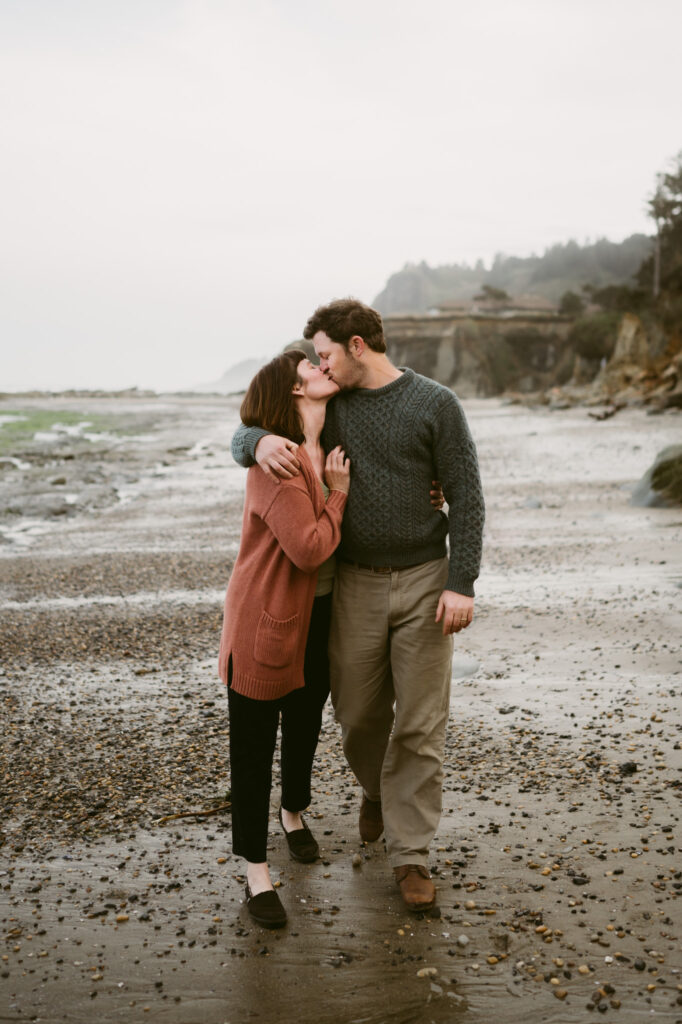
[522,497,542,509]
[631,445,682,508]
[7,493,71,517]
[451,655,480,680]
[457,934,470,947]
[416,967,438,978]
[75,485,119,511]
[610,314,650,368]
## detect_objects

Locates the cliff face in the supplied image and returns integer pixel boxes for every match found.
[374,235,652,316]
[384,313,574,396]
[588,313,682,410]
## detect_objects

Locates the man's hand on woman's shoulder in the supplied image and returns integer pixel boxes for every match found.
[255,435,301,481]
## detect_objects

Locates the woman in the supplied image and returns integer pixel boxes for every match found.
[218,349,349,929]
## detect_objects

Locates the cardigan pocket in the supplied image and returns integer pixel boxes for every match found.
[253,610,300,668]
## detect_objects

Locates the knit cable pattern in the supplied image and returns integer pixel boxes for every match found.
[231,368,484,596]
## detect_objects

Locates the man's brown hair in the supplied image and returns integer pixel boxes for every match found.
[240,350,306,444]
[303,298,386,353]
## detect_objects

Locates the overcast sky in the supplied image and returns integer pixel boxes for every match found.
[2,0,681,391]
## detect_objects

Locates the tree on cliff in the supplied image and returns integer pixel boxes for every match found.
[638,151,682,311]
[558,290,585,316]
[473,284,511,303]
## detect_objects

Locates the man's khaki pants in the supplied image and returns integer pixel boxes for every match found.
[329,557,453,868]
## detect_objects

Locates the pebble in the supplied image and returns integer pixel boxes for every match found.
[2,395,680,1024]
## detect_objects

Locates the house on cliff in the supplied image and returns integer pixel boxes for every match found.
[385,301,572,396]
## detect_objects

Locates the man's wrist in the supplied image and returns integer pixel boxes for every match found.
[248,427,269,460]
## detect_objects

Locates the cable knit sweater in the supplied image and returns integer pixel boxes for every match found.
[218,447,346,700]
[231,369,484,596]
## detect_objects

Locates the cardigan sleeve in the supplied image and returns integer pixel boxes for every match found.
[262,486,347,573]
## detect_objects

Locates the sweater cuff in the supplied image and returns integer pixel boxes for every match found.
[446,570,476,598]
[231,425,269,466]
[244,426,268,461]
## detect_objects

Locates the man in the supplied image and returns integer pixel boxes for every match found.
[231,298,484,912]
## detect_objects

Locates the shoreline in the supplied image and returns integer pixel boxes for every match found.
[1,394,681,1023]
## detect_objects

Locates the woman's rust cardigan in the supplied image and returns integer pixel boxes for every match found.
[218,446,347,700]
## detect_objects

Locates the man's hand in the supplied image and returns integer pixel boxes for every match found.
[435,590,474,635]
[255,434,301,481]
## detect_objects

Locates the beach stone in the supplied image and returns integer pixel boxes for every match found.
[451,655,480,679]
[7,493,71,517]
[631,445,682,508]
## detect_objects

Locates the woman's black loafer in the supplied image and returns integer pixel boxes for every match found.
[279,806,320,863]
[245,883,287,928]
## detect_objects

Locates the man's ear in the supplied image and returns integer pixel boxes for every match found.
[348,335,365,357]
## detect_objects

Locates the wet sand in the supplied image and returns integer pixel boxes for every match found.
[1,393,681,1023]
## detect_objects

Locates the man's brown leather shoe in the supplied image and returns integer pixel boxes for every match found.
[394,864,436,912]
[359,796,383,842]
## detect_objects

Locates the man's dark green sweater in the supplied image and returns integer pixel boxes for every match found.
[231,368,484,596]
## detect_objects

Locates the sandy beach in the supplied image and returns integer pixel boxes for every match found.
[1,392,681,1024]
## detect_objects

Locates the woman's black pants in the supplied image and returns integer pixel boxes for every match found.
[227,593,332,863]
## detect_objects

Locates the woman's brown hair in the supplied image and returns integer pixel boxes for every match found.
[240,349,307,444]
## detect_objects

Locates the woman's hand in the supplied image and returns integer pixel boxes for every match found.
[430,479,445,509]
[324,446,350,494]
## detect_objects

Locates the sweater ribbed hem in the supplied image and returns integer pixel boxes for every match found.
[446,571,476,598]
[230,668,305,702]
[339,540,446,569]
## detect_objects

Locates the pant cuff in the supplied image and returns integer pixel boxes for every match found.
[388,853,429,869]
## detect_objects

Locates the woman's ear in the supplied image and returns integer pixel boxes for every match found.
[291,379,304,395]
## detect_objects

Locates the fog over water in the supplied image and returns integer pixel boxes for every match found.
[2,0,681,391]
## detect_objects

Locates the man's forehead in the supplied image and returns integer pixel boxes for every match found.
[313,332,333,352]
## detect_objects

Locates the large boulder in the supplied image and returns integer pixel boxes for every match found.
[631,445,682,507]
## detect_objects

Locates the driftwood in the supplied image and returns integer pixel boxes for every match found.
[153,801,231,825]
[588,403,624,421]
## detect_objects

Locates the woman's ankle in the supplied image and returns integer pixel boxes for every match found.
[280,806,304,833]
[246,862,273,895]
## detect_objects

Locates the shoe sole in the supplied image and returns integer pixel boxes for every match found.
[287,847,319,863]
[247,912,287,929]
[403,900,436,913]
